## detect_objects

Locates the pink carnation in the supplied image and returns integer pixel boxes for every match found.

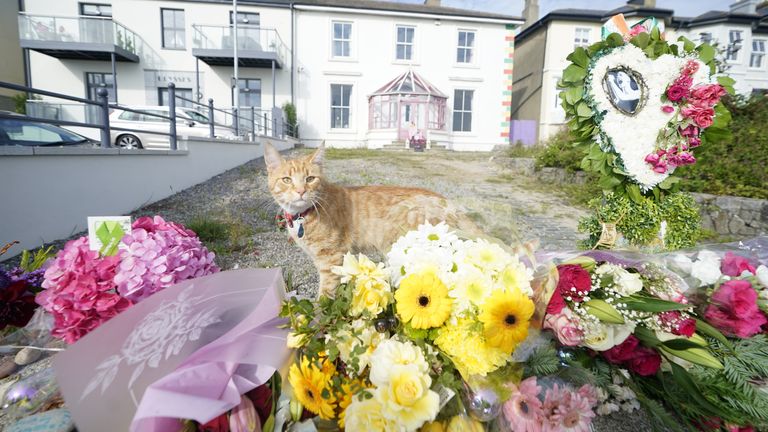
[705,279,766,338]
[720,252,756,277]
[36,237,132,343]
[114,216,219,301]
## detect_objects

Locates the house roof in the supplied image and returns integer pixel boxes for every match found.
[294,0,523,22]
[370,69,448,98]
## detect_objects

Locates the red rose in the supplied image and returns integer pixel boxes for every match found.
[199,413,230,432]
[721,252,757,277]
[556,264,593,303]
[675,317,697,337]
[546,289,566,315]
[602,334,640,364]
[705,280,767,338]
[666,84,689,102]
[627,346,661,376]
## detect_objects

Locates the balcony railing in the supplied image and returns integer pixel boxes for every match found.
[192,24,286,68]
[18,13,142,62]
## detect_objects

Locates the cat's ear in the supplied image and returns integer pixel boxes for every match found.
[309,140,325,166]
[263,141,283,171]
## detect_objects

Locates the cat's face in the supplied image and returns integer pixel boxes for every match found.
[264,143,324,215]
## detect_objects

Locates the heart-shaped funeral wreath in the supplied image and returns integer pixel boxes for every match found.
[561,26,733,198]
[560,20,735,250]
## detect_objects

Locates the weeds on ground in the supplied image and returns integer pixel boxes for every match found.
[506,141,543,159]
[187,214,255,258]
[325,148,387,160]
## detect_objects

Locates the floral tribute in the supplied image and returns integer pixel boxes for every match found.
[645,61,728,174]
[0,245,55,333]
[559,20,733,202]
[279,222,539,431]
[538,247,768,431]
[36,216,219,343]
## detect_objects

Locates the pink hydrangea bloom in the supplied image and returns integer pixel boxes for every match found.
[114,216,220,301]
[36,237,132,343]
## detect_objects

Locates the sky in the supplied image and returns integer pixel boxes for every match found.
[392,0,732,18]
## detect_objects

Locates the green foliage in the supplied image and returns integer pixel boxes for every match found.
[534,129,586,173]
[676,95,768,199]
[12,93,40,115]
[282,102,298,137]
[505,142,543,159]
[559,31,728,204]
[522,344,560,377]
[578,192,701,250]
[19,246,55,273]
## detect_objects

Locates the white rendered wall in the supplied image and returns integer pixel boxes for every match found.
[293,9,514,151]
[0,138,292,261]
[23,0,293,114]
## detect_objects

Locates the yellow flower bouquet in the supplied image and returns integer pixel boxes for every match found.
[279,222,537,431]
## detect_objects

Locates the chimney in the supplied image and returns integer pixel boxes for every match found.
[730,0,759,13]
[627,0,657,7]
[522,0,539,29]
[424,0,441,6]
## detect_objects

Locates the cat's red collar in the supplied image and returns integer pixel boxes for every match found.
[283,209,312,228]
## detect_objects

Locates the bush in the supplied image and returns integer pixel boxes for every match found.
[676,95,768,199]
[534,129,585,173]
[282,102,298,138]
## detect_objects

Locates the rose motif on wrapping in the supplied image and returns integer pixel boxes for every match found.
[80,286,220,400]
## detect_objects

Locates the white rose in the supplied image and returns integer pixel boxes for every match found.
[369,339,429,386]
[690,251,722,286]
[595,264,643,296]
[667,254,693,275]
[584,322,636,351]
[756,265,768,288]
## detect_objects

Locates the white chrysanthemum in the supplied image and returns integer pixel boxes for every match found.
[494,260,534,296]
[456,239,514,274]
[588,44,713,189]
[449,265,494,311]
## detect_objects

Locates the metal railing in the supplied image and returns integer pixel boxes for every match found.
[0,81,297,150]
[192,24,287,64]
[18,13,142,56]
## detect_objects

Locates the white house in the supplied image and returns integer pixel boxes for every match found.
[15,0,522,151]
[511,0,768,145]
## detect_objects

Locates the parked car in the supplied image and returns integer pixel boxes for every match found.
[0,113,97,147]
[109,106,237,149]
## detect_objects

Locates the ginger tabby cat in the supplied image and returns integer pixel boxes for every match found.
[263,142,480,297]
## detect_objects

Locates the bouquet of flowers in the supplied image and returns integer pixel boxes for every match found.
[0,245,55,333]
[540,250,768,431]
[279,222,539,431]
[36,216,219,343]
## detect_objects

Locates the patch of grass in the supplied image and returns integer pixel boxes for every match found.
[466,211,485,224]
[506,142,544,158]
[187,214,255,258]
[534,129,585,173]
[325,148,387,160]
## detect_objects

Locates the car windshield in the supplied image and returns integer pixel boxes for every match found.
[0,118,89,146]
[183,110,209,124]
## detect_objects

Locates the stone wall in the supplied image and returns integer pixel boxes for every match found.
[494,157,768,238]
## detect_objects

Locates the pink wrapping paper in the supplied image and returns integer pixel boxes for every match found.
[52,269,290,432]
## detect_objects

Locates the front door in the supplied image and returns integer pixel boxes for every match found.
[398,101,424,141]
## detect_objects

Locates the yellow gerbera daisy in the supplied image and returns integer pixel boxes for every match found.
[479,289,534,353]
[336,379,365,428]
[288,357,337,420]
[395,272,453,329]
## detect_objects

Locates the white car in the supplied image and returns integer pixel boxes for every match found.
[109,106,237,149]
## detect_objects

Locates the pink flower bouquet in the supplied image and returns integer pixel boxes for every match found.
[36,216,219,343]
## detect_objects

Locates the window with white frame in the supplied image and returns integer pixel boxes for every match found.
[574,28,591,48]
[161,8,186,49]
[699,32,712,44]
[751,39,766,68]
[332,21,352,58]
[727,30,743,61]
[457,30,475,63]
[331,84,352,129]
[452,89,473,132]
[396,25,415,60]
